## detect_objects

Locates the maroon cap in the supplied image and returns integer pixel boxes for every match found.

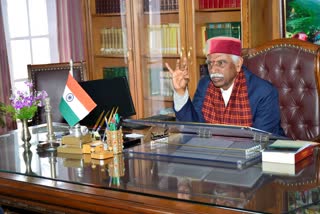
[205,37,241,56]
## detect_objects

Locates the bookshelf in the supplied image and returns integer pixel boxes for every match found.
[83,0,283,118]
[83,0,139,118]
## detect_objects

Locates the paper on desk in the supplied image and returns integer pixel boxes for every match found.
[125,133,144,138]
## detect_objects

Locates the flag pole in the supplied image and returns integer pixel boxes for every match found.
[70,59,74,76]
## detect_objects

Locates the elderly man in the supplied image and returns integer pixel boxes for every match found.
[165,36,284,136]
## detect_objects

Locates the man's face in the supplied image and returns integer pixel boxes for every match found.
[206,53,243,90]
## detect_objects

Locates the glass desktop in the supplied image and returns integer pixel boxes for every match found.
[0,122,318,213]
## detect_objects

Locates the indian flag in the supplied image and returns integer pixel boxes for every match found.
[59,74,97,127]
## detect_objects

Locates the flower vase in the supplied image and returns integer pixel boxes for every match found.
[21,119,31,150]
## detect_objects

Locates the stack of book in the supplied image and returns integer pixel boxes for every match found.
[149,67,173,97]
[95,0,126,14]
[147,23,180,55]
[99,27,127,55]
[103,67,128,80]
[143,0,179,12]
[201,22,241,55]
[199,0,241,9]
[262,140,318,176]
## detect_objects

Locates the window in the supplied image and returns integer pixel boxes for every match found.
[1,0,59,90]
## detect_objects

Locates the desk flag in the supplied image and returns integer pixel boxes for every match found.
[59,73,97,127]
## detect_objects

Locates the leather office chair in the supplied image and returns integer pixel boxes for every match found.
[28,61,86,125]
[242,38,320,141]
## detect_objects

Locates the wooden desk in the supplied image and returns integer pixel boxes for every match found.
[0,127,319,213]
[0,172,245,214]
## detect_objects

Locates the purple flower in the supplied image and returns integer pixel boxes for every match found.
[6,81,48,119]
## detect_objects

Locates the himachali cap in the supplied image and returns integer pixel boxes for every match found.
[205,36,241,56]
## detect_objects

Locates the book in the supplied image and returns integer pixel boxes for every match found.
[262,140,317,164]
[159,69,173,96]
[149,67,161,95]
[262,155,314,176]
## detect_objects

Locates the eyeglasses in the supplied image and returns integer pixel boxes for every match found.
[206,59,228,69]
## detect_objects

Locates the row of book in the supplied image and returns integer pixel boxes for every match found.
[147,24,180,55]
[149,67,173,97]
[143,0,179,12]
[199,0,241,9]
[95,0,126,14]
[103,67,129,80]
[201,22,241,55]
[99,27,127,55]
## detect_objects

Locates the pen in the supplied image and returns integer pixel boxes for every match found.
[96,110,110,132]
[108,107,115,124]
[92,110,105,131]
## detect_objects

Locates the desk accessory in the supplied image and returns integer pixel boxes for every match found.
[90,107,122,159]
[37,97,60,151]
[57,125,93,154]
[106,129,124,154]
[89,141,113,160]
[105,109,124,154]
[91,151,114,159]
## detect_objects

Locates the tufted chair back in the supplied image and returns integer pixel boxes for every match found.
[28,61,86,125]
[242,38,320,141]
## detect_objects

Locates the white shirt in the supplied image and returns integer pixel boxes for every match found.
[174,83,234,111]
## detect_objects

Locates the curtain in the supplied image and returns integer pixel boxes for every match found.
[56,0,85,62]
[0,2,16,134]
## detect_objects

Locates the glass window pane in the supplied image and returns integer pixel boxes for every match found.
[13,81,29,94]
[10,40,31,80]
[7,0,29,37]
[31,38,50,64]
[29,0,49,36]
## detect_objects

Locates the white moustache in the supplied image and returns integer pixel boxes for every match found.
[210,73,224,79]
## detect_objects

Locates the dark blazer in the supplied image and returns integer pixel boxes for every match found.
[174,66,285,136]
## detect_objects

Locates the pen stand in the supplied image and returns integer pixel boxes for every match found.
[106,129,124,154]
